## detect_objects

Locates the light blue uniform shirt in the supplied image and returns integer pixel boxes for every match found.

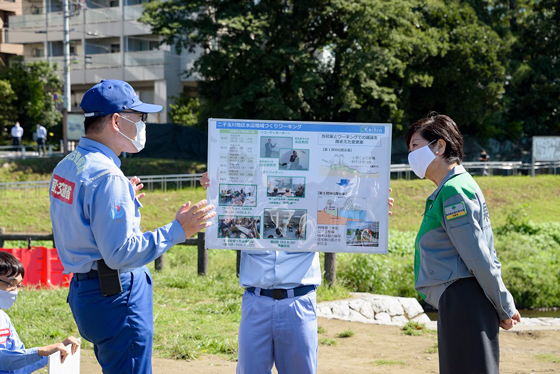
[0,310,47,374]
[239,251,321,289]
[49,137,186,273]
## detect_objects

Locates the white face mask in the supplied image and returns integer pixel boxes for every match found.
[408,140,437,179]
[0,289,18,310]
[118,116,146,152]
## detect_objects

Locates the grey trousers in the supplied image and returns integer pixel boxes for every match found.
[438,277,500,374]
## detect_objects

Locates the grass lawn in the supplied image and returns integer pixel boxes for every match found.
[389,174,560,231]
[1,174,558,233]
[9,247,349,360]
[1,173,559,361]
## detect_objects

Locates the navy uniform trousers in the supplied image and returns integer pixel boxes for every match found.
[68,266,153,373]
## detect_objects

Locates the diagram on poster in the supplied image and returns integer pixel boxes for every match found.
[205,119,392,253]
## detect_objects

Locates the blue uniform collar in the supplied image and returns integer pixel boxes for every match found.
[78,137,121,168]
[429,164,467,200]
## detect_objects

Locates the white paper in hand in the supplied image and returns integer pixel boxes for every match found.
[48,339,81,374]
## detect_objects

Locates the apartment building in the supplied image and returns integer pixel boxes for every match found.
[6,0,198,123]
[0,0,24,62]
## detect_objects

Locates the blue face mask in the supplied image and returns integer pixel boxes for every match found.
[0,289,18,310]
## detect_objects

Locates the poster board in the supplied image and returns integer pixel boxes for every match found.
[533,136,560,161]
[67,113,85,141]
[531,136,560,176]
[48,339,81,374]
[205,119,392,254]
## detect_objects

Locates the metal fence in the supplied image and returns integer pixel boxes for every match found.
[391,161,560,179]
[0,231,338,284]
[0,173,204,193]
[0,145,54,159]
[1,162,558,193]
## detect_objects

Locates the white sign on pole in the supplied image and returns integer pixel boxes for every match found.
[67,113,85,141]
[533,136,560,161]
[48,339,81,374]
[206,119,392,254]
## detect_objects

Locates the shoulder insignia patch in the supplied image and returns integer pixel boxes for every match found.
[51,174,75,204]
[444,202,467,220]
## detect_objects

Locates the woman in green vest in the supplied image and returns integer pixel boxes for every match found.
[405,113,521,374]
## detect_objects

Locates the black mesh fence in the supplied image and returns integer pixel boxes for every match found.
[136,123,535,164]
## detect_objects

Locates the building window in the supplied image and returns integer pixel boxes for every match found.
[32,48,45,57]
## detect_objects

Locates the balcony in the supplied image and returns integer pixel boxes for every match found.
[0,28,24,54]
[8,4,146,30]
[24,50,171,84]
[26,50,167,68]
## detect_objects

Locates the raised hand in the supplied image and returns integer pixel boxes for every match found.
[175,199,216,238]
[130,176,146,200]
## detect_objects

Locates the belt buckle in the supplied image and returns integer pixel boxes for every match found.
[273,289,283,300]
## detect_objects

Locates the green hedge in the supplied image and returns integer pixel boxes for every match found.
[338,222,560,309]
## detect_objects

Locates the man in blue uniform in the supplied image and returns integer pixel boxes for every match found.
[200,173,319,373]
[49,80,215,373]
[201,172,394,374]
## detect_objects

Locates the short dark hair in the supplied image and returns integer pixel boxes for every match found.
[0,252,25,278]
[84,114,111,135]
[404,113,464,164]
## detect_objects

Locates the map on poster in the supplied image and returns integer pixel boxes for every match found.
[205,119,392,254]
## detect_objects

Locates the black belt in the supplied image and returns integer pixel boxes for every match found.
[75,269,99,280]
[74,268,131,281]
[246,285,316,300]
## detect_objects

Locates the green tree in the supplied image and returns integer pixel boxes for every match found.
[169,88,201,127]
[0,79,17,139]
[401,1,507,138]
[142,0,508,136]
[0,58,63,138]
[505,0,560,137]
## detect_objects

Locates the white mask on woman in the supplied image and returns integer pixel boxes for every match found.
[408,140,437,179]
[0,289,18,310]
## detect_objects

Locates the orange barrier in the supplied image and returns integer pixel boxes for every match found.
[0,247,71,287]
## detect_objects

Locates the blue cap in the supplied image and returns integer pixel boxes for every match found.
[80,79,162,117]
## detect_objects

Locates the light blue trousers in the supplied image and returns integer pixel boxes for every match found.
[237,289,318,374]
[68,266,153,374]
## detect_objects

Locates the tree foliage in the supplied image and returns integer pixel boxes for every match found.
[0,58,63,139]
[0,79,18,136]
[505,0,560,137]
[169,88,202,127]
[142,0,558,138]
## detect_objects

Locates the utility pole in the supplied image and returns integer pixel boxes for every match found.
[62,0,71,155]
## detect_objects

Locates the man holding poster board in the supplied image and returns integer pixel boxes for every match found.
[204,119,393,374]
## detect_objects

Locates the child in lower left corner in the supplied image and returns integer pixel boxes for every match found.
[0,252,80,374]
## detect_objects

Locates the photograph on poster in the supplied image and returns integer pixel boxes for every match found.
[263,208,307,240]
[346,220,380,247]
[267,176,305,198]
[260,136,293,158]
[207,118,392,253]
[317,195,367,225]
[278,149,309,170]
[217,216,261,239]
[219,184,257,207]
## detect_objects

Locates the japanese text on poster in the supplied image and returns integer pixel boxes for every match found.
[205,119,392,254]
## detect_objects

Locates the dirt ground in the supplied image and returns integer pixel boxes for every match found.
[80,317,560,373]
